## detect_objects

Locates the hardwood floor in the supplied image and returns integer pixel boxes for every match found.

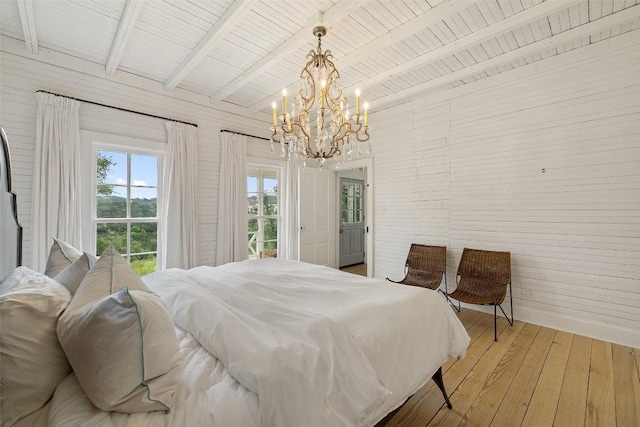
[340,263,367,276]
[384,309,640,427]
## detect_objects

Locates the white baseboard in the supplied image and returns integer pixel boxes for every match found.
[455,302,640,349]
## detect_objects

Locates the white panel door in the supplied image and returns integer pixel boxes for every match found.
[299,166,336,267]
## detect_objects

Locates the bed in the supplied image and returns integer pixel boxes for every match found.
[0,125,470,427]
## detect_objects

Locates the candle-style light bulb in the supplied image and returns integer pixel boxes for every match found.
[271,102,277,127]
[355,88,361,116]
[364,102,369,127]
[282,88,287,117]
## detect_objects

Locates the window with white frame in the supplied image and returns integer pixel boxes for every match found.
[247,165,279,259]
[94,147,162,275]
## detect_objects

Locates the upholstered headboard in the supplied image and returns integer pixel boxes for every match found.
[0,126,22,280]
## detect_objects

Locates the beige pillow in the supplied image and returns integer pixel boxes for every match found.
[57,247,180,413]
[54,252,97,295]
[44,238,83,277]
[0,267,72,426]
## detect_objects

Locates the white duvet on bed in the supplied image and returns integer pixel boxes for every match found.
[145,259,470,427]
[46,259,469,427]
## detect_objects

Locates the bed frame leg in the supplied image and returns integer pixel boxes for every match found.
[431,367,452,409]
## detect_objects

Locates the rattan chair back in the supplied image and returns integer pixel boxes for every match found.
[447,248,513,341]
[388,244,446,290]
[454,248,511,305]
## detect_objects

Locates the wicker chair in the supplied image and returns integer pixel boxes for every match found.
[386,244,447,293]
[447,248,513,341]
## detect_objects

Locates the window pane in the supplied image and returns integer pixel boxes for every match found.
[247,176,257,192]
[264,219,278,241]
[131,154,157,187]
[96,222,127,255]
[263,192,278,215]
[263,177,278,193]
[262,241,277,258]
[131,188,157,218]
[248,193,259,215]
[355,210,361,223]
[130,222,157,254]
[341,209,348,223]
[98,151,127,185]
[130,254,157,276]
[97,194,127,218]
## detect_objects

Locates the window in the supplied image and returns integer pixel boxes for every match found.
[94,148,162,275]
[247,166,279,258]
[341,180,364,224]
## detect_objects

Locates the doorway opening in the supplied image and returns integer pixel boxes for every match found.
[335,158,373,277]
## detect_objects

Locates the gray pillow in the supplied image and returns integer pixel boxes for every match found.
[44,238,83,277]
[57,247,181,413]
[54,252,97,295]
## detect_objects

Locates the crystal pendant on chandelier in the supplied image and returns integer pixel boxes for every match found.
[270,26,370,167]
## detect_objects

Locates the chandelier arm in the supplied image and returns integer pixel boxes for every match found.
[355,127,370,143]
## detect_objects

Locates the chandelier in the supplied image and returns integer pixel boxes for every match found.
[270,26,371,167]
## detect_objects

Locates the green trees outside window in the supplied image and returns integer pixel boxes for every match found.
[96,150,160,275]
[247,167,279,258]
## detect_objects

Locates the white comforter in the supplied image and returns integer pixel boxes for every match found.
[46,259,469,427]
[148,259,469,427]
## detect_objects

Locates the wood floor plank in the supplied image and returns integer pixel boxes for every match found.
[457,323,540,426]
[635,348,640,380]
[427,321,526,426]
[521,331,574,427]
[489,327,556,426]
[586,340,616,427]
[612,344,640,426]
[553,334,592,427]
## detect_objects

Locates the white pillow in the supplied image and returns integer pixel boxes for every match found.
[57,247,180,413]
[44,238,83,277]
[54,252,97,295]
[0,267,72,426]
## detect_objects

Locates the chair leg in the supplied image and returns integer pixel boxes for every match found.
[497,304,514,326]
[494,305,497,342]
[431,367,452,409]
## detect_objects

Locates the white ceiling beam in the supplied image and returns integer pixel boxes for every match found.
[16,0,38,54]
[248,0,470,113]
[342,0,579,98]
[105,0,145,75]
[371,4,640,110]
[211,0,361,104]
[164,0,257,91]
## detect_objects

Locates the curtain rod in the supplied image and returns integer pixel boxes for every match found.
[36,90,198,128]
[220,129,270,142]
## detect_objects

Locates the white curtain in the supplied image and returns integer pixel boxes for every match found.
[283,157,299,260]
[31,93,82,272]
[161,122,198,269]
[216,132,248,265]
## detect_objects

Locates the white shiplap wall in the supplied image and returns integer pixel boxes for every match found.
[0,41,269,267]
[372,31,640,348]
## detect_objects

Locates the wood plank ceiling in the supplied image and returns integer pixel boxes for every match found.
[1,0,639,116]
